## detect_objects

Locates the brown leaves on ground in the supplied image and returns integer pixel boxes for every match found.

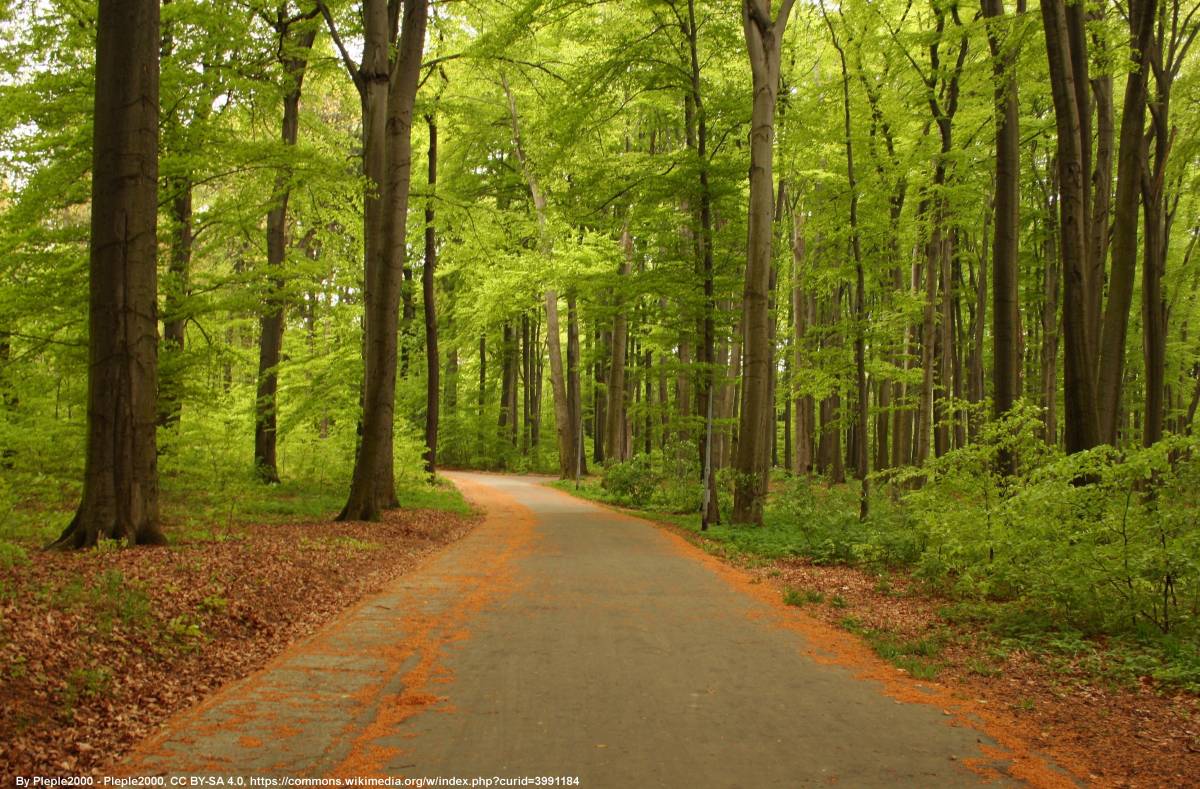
[682,533,1199,788]
[0,507,480,781]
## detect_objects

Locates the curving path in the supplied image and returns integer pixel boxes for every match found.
[119,472,1055,787]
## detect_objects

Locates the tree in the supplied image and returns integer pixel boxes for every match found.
[983,0,1022,467]
[422,112,440,476]
[255,6,319,483]
[52,0,166,549]
[1040,0,1102,453]
[331,0,429,520]
[734,0,796,525]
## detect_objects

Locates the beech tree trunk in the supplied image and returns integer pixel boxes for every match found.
[255,21,316,484]
[1097,0,1155,445]
[791,206,812,475]
[159,179,190,431]
[983,0,1020,453]
[1041,0,1102,453]
[54,0,165,549]
[339,0,428,520]
[567,293,587,477]
[422,114,439,476]
[606,226,633,463]
[734,0,795,525]
[822,7,869,517]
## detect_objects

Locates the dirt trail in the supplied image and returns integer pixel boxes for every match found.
[117,472,1073,787]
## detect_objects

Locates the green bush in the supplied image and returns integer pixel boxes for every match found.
[601,453,662,507]
[891,403,1200,639]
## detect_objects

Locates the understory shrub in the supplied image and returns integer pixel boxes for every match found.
[598,442,704,511]
[891,403,1200,640]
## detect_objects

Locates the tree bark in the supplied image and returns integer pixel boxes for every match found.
[339,0,428,520]
[791,208,812,475]
[1041,0,1101,453]
[567,293,587,476]
[54,0,165,549]
[606,226,633,463]
[734,0,795,524]
[422,114,439,476]
[983,0,1021,462]
[159,178,190,431]
[1097,0,1155,445]
[255,21,317,484]
[823,8,869,516]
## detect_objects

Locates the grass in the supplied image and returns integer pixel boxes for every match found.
[783,587,824,606]
[1,465,472,552]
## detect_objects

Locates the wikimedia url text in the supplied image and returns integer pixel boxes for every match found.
[14,778,583,789]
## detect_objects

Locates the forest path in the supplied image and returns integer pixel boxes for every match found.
[119,472,1042,786]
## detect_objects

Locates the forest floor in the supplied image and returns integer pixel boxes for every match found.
[0,486,482,780]
[551,481,1200,788]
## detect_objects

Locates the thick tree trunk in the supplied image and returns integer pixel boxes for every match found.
[1041,0,1101,453]
[340,0,428,520]
[1097,0,1155,445]
[55,0,165,549]
[422,114,439,476]
[1142,23,1177,448]
[734,0,795,524]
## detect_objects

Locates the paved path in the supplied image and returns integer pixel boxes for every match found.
[121,473,1037,787]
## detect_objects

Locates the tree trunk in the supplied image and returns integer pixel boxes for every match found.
[983,0,1020,462]
[822,8,868,516]
[1041,192,1062,445]
[339,0,428,520]
[54,0,165,549]
[255,23,316,484]
[682,0,720,523]
[1097,0,1155,445]
[499,323,516,446]
[522,313,532,455]
[567,293,587,476]
[422,114,439,476]
[606,227,633,463]
[159,179,190,431]
[545,292,575,478]
[791,206,812,475]
[594,329,607,463]
[1041,0,1102,453]
[734,0,795,524]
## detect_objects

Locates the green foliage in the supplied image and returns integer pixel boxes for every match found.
[891,406,1200,641]
[601,454,663,507]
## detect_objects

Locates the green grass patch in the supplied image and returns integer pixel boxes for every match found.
[782,587,824,606]
[864,630,946,680]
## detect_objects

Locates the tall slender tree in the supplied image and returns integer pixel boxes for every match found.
[734,0,796,525]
